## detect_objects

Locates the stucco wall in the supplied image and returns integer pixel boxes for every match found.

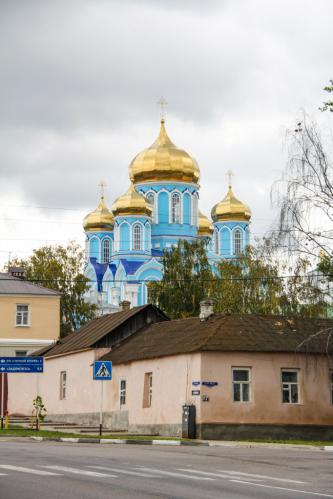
[0,294,60,341]
[200,352,333,426]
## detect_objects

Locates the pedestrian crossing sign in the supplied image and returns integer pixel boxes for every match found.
[93,361,112,380]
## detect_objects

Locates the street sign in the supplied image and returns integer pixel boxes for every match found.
[0,357,43,373]
[93,361,112,380]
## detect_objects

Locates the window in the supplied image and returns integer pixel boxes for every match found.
[16,304,29,326]
[146,193,155,222]
[60,371,67,400]
[234,229,243,256]
[214,230,219,254]
[143,372,153,408]
[102,239,110,263]
[232,368,251,402]
[330,371,333,405]
[171,193,181,223]
[281,370,299,404]
[133,224,142,250]
[120,378,126,406]
[15,350,27,357]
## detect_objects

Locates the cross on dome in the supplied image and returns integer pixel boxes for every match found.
[98,180,107,199]
[157,97,168,121]
[226,169,234,188]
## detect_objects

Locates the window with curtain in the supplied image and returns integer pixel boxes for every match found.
[234,229,242,256]
[102,239,110,263]
[133,224,142,250]
[171,193,181,223]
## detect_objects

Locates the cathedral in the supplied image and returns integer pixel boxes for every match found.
[83,117,251,312]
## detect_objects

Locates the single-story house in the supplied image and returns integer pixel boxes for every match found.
[8,301,333,440]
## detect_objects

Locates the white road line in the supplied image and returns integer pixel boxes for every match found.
[219,469,306,484]
[0,473,7,476]
[42,466,116,478]
[88,466,156,478]
[0,465,61,476]
[230,480,333,498]
[135,467,215,481]
[177,469,263,482]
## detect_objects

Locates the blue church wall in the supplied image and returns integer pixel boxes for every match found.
[119,222,130,251]
[183,192,191,224]
[213,221,250,258]
[158,191,169,224]
[87,231,114,263]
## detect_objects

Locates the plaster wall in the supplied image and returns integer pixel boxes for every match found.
[200,351,333,426]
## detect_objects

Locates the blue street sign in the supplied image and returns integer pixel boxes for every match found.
[93,361,112,380]
[0,357,43,373]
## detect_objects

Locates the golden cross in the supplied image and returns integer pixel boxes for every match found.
[157,97,168,120]
[98,180,107,198]
[226,169,234,187]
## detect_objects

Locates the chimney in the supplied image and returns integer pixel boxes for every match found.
[8,267,26,280]
[199,299,214,321]
[119,300,131,312]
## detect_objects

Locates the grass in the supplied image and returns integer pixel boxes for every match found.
[235,438,333,447]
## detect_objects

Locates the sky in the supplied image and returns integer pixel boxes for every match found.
[0,0,332,268]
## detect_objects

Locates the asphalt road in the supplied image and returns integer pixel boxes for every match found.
[0,439,332,499]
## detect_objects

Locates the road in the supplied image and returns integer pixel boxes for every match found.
[0,439,332,499]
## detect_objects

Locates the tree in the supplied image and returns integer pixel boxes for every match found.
[319,79,333,112]
[8,242,96,337]
[148,239,213,319]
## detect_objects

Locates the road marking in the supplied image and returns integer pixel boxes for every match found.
[219,469,306,484]
[177,469,263,481]
[42,466,116,478]
[88,466,156,478]
[0,465,61,476]
[230,480,333,498]
[135,467,215,481]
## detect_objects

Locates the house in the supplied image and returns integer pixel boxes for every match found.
[7,301,333,440]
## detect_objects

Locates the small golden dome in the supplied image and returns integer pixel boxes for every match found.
[112,184,153,217]
[198,210,213,237]
[211,186,251,222]
[83,194,114,231]
[129,119,200,185]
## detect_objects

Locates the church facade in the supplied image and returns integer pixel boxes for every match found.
[83,118,251,312]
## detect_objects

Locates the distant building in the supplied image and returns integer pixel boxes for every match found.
[8,303,333,440]
[83,118,251,312]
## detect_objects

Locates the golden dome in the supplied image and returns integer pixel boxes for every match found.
[198,210,213,237]
[112,184,153,217]
[129,119,200,185]
[83,194,114,231]
[211,186,251,222]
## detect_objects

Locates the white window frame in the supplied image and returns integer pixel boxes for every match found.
[60,371,67,400]
[120,378,126,406]
[102,238,111,263]
[16,304,30,327]
[171,192,181,224]
[133,224,142,251]
[234,229,243,256]
[281,369,299,404]
[232,367,251,402]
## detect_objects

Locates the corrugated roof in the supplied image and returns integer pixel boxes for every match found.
[104,313,333,365]
[0,273,60,296]
[41,305,161,357]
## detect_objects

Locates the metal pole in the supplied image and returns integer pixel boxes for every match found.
[35,374,39,431]
[99,381,103,437]
[1,374,4,430]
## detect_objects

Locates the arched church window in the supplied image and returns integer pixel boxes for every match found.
[102,238,111,263]
[171,193,181,223]
[234,229,242,256]
[214,230,219,254]
[146,193,155,222]
[133,224,142,250]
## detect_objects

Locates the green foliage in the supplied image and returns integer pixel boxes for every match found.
[149,240,328,319]
[148,239,213,319]
[33,395,47,421]
[319,79,333,112]
[9,242,96,336]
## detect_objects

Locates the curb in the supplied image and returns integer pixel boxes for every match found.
[28,436,208,446]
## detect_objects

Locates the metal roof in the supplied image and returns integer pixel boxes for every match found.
[0,273,60,296]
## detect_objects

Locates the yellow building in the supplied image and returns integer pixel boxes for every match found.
[0,271,60,357]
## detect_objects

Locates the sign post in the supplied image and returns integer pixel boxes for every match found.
[93,361,112,437]
[0,357,44,431]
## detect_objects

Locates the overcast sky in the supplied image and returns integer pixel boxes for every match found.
[0,0,332,268]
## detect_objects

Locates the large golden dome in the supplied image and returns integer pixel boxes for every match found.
[129,119,200,185]
[112,184,153,217]
[198,210,213,237]
[211,186,251,222]
[83,194,114,231]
